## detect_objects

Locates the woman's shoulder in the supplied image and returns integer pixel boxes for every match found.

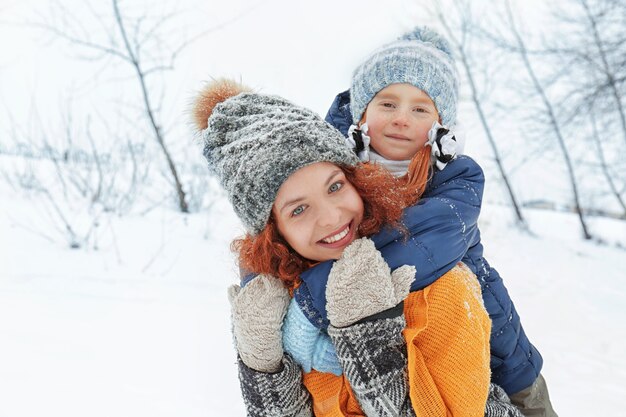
[433,263,482,303]
[405,263,485,322]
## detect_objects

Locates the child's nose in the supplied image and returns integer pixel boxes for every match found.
[392,110,410,127]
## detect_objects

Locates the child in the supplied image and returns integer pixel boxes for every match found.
[192,79,521,416]
[283,27,558,417]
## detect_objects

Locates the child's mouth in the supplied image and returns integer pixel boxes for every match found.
[386,134,411,141]
[317,221,355,249]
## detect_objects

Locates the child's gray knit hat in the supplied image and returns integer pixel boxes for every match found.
[351,26,459,126]
[193,79,359,236]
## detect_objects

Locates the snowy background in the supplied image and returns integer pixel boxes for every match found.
[1,0,626,416]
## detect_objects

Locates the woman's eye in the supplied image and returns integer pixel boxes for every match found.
[292,205,306,217]
[329,182,343,193]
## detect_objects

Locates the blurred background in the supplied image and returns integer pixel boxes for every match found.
[1,0,625,416]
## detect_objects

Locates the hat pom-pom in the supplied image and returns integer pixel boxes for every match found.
[192,78,251,131]
[399,26,453,59]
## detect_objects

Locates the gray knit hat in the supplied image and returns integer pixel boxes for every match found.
[193,79,359,236]
[351,26,459,126]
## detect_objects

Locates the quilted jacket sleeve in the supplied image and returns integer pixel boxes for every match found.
[324,90,352,137]
[377,155,485,286]
[237,354,313,417]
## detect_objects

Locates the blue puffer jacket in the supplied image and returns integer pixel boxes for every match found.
[292,91,543,395]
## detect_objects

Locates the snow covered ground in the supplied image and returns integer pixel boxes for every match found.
[1,183,625,417]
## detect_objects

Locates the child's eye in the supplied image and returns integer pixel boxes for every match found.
[329,181,343,193]
[413,107,428,113]
[381,102,395,108]
[292,205,306,217]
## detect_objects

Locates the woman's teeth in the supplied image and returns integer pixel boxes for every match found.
[322,225,350,244]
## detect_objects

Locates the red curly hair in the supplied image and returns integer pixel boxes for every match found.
[401,145,433,206]
[232,162,415,290]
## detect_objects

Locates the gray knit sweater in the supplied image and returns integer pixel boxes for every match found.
[237,314,522,417]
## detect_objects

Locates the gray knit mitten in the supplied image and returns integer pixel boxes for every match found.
[228,274,290,373]
[326,237,416,328]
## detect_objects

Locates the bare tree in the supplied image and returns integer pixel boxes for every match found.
[25,0,265,213]
[503,0,592,239]
[433,0,527,227]
[590,112,626,217]
[533,0,626,219]
[26,0,242,213]
[110,0,187,212]
[578,0,626,147]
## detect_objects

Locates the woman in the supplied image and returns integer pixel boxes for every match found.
[193,78,521,417]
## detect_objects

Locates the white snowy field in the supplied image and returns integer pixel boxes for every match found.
[1,183,625,417]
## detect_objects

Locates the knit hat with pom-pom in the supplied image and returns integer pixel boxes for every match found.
[351,26,459,126]
[192,78,359,236]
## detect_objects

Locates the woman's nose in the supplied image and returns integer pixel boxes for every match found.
[317,203,342,228]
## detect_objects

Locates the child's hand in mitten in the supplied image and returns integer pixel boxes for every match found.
[228,274,290,372]
[326,237,415,328]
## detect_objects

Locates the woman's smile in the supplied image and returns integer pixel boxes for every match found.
[317,220,357,249]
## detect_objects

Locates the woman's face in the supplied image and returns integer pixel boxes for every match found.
[272,162,364,262]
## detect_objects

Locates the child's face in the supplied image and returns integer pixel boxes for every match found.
[364,83,439,161]
[272,162,364,262]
